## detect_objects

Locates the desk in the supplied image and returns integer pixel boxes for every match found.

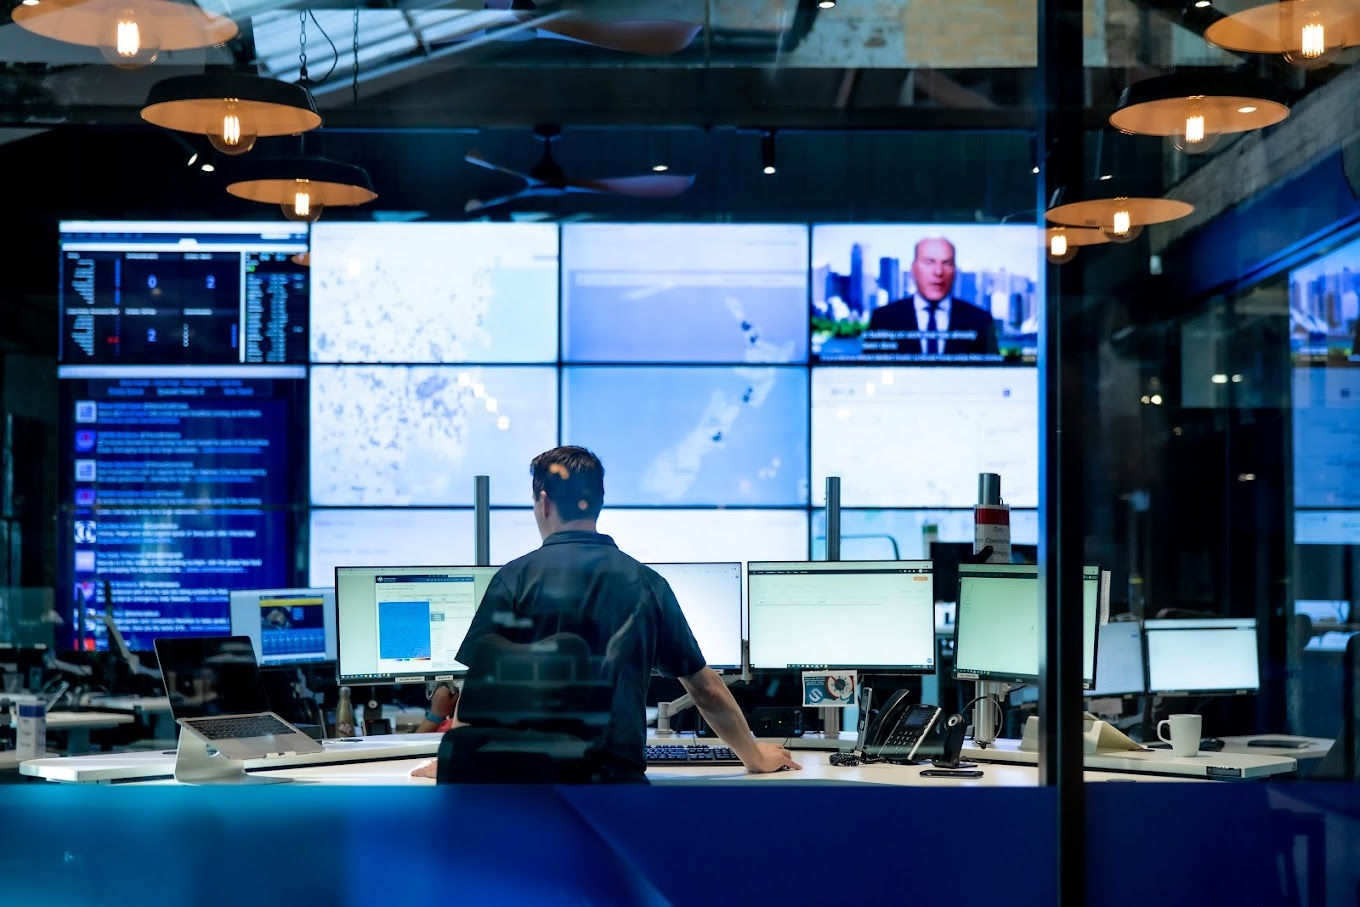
[78,695,175,739]
[121,753,1210,787]
[21,732,444,784]
[962,737,1298,780]
[43,711,135,755]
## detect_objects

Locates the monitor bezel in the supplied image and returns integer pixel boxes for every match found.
[745,558,936,673]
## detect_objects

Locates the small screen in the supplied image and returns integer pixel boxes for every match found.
[646,562,743,669]
[1089,621,1146,697]
[335,565,500,684]
[746,560,936,671]
[952,564,1102,688]
[1144,618,1260,695]
[229,588,336,666]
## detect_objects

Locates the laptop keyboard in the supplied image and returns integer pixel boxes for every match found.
[187,715,298,741]
[645,744,742,766]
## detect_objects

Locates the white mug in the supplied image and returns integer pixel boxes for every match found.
[1156,713,1203,757]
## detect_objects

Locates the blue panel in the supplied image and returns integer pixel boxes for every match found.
[562,223,809,364]
[563,366,809,506]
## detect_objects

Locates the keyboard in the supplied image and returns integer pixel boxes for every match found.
[645,744,743,766]
[184,714,299,741]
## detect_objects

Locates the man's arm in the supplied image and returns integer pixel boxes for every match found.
[678,667,801,774]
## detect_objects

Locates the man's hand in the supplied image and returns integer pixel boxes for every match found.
[410,758,438,779]
[744,741,802,774]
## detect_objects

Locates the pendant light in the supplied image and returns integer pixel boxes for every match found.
[142,73,321,156]
[1046,179,1194,243]
[1046,226,1109,264]
[1204,0,1355,69]
[12,0,237,70]
[1108,71,1289,155]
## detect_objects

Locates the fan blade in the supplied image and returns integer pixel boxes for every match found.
[535,18,701,56]
[567,173,696,198]
[464,191,530,214]
[464,149,533,182]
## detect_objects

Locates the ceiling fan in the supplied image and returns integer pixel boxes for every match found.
[463,125,696,214]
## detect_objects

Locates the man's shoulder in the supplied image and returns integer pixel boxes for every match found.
[868,297,916,326]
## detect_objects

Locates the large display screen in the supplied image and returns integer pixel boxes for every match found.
[1293,367,1360,508]
[57,366,304,651]
[59,221,309,365]
[810,224,1041,365]
[1289,234,1360,363]
[563,366,808,506]
[309,365,558,506]
[811,367,1039,507]
[561,223,809,363]
[310,222,559,364]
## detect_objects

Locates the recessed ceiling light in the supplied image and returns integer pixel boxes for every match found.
[651,163,670,172]
[1194,0,1211,7]
[1098,173,1113,181]
[818,0,837,7]
[1237,105,1258,114]
[1031,166,1040,174]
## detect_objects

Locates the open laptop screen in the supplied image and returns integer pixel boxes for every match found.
[154,635,273,720]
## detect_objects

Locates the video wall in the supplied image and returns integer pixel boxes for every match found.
[57,220,1042,651]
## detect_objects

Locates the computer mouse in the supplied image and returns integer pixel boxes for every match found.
[1201,737,1225,751]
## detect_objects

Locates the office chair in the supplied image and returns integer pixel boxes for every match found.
[436,632,616,784]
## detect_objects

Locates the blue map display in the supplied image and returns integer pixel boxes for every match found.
[377,599,434,660]
[563,366,808,506]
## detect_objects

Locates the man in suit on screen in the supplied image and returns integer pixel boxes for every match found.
[864,237,999,356]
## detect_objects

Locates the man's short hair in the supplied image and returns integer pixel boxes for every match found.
[531,446,605,521]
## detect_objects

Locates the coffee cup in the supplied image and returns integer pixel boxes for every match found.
[1156,713,1203,757]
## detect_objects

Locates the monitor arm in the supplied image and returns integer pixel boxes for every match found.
[654,671,745,737]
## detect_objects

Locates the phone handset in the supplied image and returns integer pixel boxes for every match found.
[862,690,942,763]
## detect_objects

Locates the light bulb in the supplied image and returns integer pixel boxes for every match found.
[98,8,160,69]
[1046,230,1078,264]
[207,101,257,156]
[651,163,669,172]
[1169,97,1222,155]
[1102,206,1144,243]
[1281,1,1345,69]
[281,182,324,223]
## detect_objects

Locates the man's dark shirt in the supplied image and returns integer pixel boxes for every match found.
[456,530,706,778]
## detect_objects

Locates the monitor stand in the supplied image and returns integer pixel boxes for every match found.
[172,726,290,785]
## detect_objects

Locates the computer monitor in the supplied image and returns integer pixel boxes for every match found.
[1143,618,1260,695]
[746,560,936,671]
[335,565,500,685]
[951,564,1103,688]
[645,562,743,670]
[1088,620,1146,697]
[229,588,336,667]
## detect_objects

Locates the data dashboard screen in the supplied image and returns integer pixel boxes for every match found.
[310,365,558,506]
[57,366,303,652]
[563,366,808,506]
[812,367,1038,507]
[746,560,936,670]
[59,221,309,365]
[310,222,559,363]
[561,223,808,363]
[646,562,743,669]
[1144,618,1260,695]
[952,564,1101,688]
[810,223,1041,365]
[335,565,501,684]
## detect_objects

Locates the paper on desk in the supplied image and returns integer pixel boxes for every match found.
[802,671,857,707]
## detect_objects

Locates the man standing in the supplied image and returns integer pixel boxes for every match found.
[865,237,999,356]
[415,445,800,782]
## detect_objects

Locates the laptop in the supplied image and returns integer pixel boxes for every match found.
[154,635,323,763]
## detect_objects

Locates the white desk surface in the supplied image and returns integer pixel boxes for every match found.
[123,754,1209,787]
[1218,734,1335,760]
[21,732,444,784]
[962,737,1298,779]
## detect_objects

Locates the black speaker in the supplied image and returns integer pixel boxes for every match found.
[932,713,971,768]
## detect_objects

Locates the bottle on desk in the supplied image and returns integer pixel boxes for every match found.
[336,686,357,738]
